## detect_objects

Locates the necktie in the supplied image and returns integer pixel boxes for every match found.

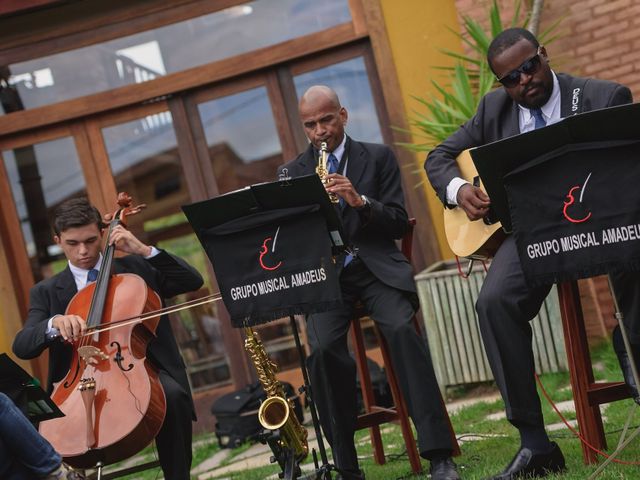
[532,108,546,129]
[343,251,353,268]
[87,268,99,283]
[327,152,353,266]
[327,153,345,208]
[327,153,339,174]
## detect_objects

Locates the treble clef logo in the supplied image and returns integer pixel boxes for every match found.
[562,173,593,224]
[259,226,283,271]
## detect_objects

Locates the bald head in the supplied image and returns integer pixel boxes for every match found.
[299,85,348,152]
[299,85,341,111]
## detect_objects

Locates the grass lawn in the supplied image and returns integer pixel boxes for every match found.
[114,340,640,479]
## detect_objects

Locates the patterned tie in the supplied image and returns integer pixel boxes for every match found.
[87,268,99,283]
[327,153,345,208]
[327,152,353,267]
[532,108,547,129]
[327,153,339,174]
[343,251,353,268]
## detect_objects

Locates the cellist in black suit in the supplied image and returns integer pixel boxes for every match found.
[278,85,460,480]
[13,198,203,480]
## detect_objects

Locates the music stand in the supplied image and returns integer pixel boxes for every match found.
[0,353,63,424]
[183,173,346,480]
[471,102,640,233]
[471,102,640,474]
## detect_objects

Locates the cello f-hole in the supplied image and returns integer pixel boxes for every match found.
[111,341,133,372]
[64,359,81,388]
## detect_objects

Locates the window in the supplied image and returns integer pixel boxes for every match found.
[1,0,351,112]
[2,137,86,281]
[294,57,383,144]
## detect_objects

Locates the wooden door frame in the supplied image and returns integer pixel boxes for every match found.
[0,123,113,293]
[0,122,115,380]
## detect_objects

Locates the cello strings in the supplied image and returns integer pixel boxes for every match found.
[73,207,124,349]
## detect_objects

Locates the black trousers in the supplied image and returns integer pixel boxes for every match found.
[306,259,453,472]
[476,235,640,428]
[610,270,640,345]
[156,370,193,480]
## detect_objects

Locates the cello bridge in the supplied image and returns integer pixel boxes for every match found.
[78,345,109,364]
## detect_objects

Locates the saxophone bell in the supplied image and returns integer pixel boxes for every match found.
[258,396,307,459]
[259,395,289,430]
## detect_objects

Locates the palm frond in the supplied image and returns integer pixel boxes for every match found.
[401,0,561,157]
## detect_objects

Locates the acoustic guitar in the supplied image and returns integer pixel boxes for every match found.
[443,149,505,259]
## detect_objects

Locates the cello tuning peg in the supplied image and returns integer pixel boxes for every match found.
[130,203,147,214]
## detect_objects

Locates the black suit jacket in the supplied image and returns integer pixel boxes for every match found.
[426,73,633,206]
[279,137,416,295]
[12,250,203,398]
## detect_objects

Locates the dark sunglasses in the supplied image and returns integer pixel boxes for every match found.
[496,47,543,88]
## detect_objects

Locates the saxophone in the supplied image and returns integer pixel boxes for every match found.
[244,327,308,460]
[316,141,340,204]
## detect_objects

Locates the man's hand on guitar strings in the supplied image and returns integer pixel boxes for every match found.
[457,184,491,221]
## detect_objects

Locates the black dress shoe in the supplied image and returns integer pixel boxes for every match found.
[430,457,460,480]
[613,327,640,403]
[486,442,565,479]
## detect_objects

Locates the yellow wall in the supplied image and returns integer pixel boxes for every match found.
[378,0,461,258]
[0,235,31,372]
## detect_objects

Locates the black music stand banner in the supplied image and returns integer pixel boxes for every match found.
[470,103,640,287]
[183,175,344,327]
[506,140,640,287]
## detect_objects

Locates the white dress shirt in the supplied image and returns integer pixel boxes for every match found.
[445,71,561,205]
[46,247,160,336]
[328,134,348,174]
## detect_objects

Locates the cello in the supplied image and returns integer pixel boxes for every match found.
[39,194,167,469]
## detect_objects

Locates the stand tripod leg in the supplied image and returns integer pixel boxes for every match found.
[283,448,296,480]
[588,276,640,478]
[289,315,334,479]
[588,414,640,480]
[616,403,637,450]
[609,277,640,396]
[95,462,103,480]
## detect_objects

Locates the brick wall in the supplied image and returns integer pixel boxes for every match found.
[453,0,640,99]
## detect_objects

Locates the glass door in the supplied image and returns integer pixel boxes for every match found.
[94,102,233,391]
[196,84,284,192]
[1,133,89,282]
[192,78,305,375]
[0,125,100,380]
[291,51,386,145]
